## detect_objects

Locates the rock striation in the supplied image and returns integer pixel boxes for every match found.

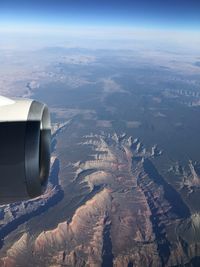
[1,133,199,266]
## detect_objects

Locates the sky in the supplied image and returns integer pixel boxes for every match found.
[1,0,200,29]
[0,0,200,50]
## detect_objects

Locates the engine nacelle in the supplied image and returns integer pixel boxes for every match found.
[0,96,51,204]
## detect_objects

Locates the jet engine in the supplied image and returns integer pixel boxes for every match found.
[0,96,51,204]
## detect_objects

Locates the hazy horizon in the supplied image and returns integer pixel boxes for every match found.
[0,0,200,51]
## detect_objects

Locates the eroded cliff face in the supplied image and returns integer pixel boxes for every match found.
[1,133,200,267]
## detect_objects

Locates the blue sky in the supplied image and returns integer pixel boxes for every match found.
[0,0,200,51]
[1,0,200,30]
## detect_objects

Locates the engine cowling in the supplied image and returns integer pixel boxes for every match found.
[0,96,51,204]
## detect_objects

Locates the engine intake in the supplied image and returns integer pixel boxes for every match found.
[0,96,51,204]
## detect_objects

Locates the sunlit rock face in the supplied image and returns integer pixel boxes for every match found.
[1,47,200,267]
[2,133,199,267]
[34,188,111,266]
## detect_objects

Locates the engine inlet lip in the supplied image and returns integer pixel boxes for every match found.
[25,101,51,198]
[39,105,51,186]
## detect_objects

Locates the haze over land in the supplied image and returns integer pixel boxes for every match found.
[0,0,200,266]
